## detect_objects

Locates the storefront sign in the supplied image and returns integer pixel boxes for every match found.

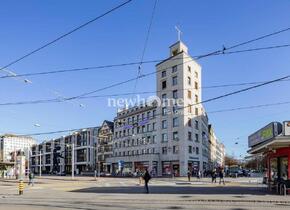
[283,121,290,136]
[248,122,282,147]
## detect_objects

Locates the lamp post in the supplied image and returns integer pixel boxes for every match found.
[71,143,75,179]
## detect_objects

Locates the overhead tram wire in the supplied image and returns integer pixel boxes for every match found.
[0,0,133,73]
[0,43,290,80]
[132,0,158,96]
[1,74,290,106]
[207,100,290,114]
[18,74,289,137]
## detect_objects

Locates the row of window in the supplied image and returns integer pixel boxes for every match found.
[114,136,156,148]
[188,146,200,155]
[161,145,179,154]
[115,123,156,138]
[161,131,200,142]
[161,91,199,103]
[161,78,198,91]
[115,110,157,128]
[161,65,198,78]
[113,148,155,157]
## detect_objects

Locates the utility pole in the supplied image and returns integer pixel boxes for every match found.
[72,143,74,179]
[39,151,42,177]
[27,149,30,177]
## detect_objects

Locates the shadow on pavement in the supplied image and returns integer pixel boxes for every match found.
[70,185,268,195]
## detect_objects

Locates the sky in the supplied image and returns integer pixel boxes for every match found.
[1,0,290,158]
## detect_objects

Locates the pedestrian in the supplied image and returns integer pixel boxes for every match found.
[219,169,225,185]
[28,171,34,186]
[211,169,217,183]
[143,169,151,193]
[197,170,201,179]
[187,170,191,182]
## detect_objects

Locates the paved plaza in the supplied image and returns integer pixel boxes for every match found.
[0,176,289,210]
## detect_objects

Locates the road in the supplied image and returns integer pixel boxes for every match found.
[0,176,289,210]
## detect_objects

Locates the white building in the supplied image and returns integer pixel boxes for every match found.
[156,41,209,176]
[107,102,158,175]
[107,41,212,176]
[0,134,36,162]
[30,127,98,175]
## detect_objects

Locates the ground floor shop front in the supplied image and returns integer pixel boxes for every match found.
[109,159,208,177]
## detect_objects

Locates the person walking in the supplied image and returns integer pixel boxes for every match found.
[143,169,151,193]
[211,169,217,183]
[187,170,191,182]
[219,169,225,185]
[28,171,34,186]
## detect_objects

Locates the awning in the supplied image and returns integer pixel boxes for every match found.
[248,136,290,155]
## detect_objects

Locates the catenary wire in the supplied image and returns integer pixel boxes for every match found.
[1,43,289,80]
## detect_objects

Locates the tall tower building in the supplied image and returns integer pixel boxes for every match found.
[156,41,209,176]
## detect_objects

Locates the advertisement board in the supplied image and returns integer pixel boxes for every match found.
[248,122,282,147]
[283,121,290,136]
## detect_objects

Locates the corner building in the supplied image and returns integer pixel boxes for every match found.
[156,41,209,176]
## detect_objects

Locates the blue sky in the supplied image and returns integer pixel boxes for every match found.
[1,0,290,158]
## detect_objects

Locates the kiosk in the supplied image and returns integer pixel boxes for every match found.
[248,121,290,195]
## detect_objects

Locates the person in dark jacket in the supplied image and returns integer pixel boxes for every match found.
[219,169,225,185]
[143,169,151,193]
[187,170,191,182]
[211,169,217,183]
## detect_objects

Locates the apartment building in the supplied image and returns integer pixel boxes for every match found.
[0,134,36,162]
[216,141,225,167]
[30,127,98,175]
[156,41,209,176]
[107,102,158,176]
[97,120,114,174]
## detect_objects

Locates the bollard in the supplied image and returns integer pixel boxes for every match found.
[19,180,24,195]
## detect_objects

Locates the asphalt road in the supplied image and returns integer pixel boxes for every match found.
[0,176,289,210]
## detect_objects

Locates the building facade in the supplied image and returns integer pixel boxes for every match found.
[30,127,98,175]
[107,102,159,176]
[0,134,36,163]
[97,120,114,174]
[156,41,209,176]
[107,41,214,176]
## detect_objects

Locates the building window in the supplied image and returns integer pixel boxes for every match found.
[188,66,191,72]
[173,90,178,99]
[152,135,156,144]
[173,105,178,114]
[187,90,191,99]
[188,105,192,113]
[172,76,177,86]
[195,94,198,103]
[173,131,178,141]
[152,122,156,130]
[188,131,192,141]
[162,107,167,116]
[195,133,199,142]
[188,77,191,85]
[162,120,167,129]
[188,118,192,127]
[162,147,167,154]
[153,110,156,117]
[162,71,166,77]
[147,124,150,132]
[162,133,168,142]
[195,120,199,130]
[162,94,167,100]
[195,71,198,78]
[196,147,199,155]
[172,65,177,73]
[188,146,192,153]
[195,107,199,115]
[173,117,179,127]
[173,146,179,154]
[147,111,150,119]
[195,81,198,90]
[162,80,167,89]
